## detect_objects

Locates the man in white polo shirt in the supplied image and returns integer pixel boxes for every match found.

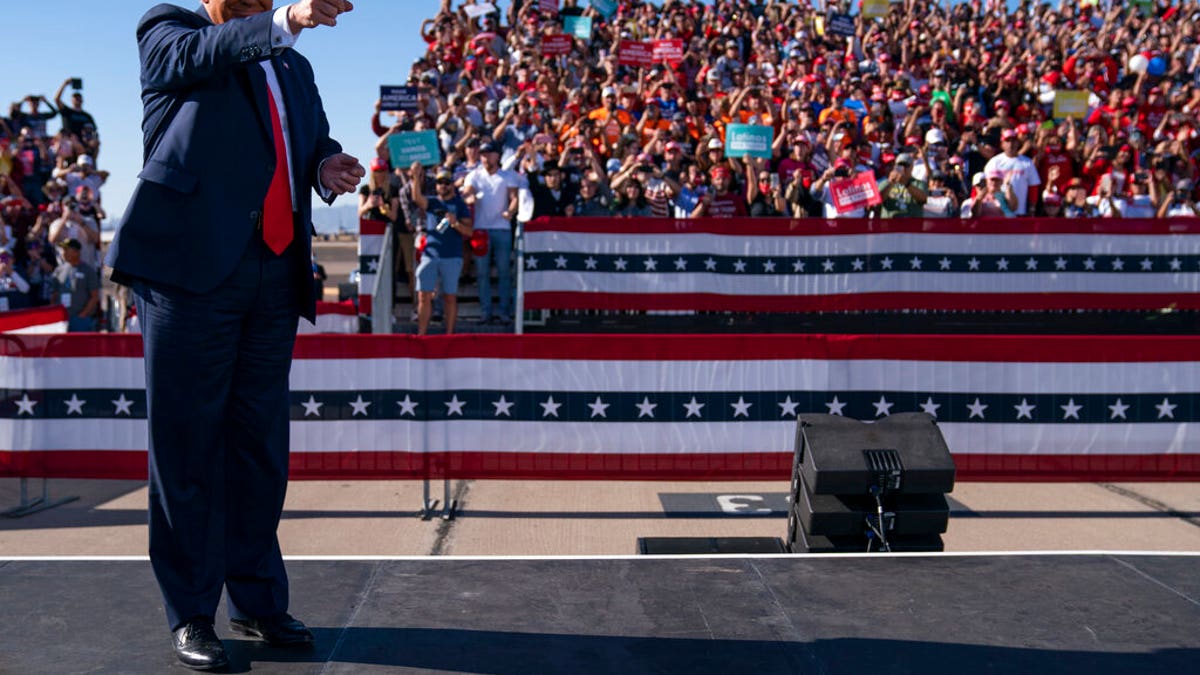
[463,141,519,323]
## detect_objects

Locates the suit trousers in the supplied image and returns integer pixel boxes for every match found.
[134,234,301,631]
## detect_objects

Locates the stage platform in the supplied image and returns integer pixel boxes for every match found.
[1,554,1197,673]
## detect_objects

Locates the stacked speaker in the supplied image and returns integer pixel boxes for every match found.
[786,413,956,553]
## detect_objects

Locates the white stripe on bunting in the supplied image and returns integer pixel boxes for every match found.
[2,420,1195,457]
[5,357,1198,395]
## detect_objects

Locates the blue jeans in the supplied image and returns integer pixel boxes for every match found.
[473,228,512,319]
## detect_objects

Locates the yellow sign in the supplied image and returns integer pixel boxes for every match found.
[861,0,889,19]
[1053,91,1090,119]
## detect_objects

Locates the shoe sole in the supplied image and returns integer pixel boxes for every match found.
[178,654,229,671]
[229,622,314,647]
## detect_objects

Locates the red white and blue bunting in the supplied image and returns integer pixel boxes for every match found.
[522,218,1200,312]
[1,334,1197,481]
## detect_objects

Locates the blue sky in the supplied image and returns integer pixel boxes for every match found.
[3,1,445,224]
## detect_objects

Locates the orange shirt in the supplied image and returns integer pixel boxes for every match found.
[588,107,633,146]
[818,107,857,128]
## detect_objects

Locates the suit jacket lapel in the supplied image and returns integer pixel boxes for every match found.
[242,64,274,145]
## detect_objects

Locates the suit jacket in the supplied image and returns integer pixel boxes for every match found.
[107,4,342,320]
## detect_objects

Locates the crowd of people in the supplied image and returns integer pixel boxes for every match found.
[363,0,1199,236]
[358,0,1200,325]
[0,79,105,329]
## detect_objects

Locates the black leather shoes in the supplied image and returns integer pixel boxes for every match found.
[230,613,314,647]
[172,619,229,671]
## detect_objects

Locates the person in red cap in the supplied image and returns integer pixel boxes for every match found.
[692,164,748,217]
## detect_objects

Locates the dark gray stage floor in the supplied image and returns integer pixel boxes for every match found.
[0,555,1197,674]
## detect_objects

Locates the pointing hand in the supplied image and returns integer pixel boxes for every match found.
[287,0,354,32]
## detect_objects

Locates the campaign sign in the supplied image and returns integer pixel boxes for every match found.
[590,0,619,17]
[861,0,889,19]
[1053,91,1090,119]
[380,85,419,113]
[652,39,685,65]
[564,15,593,41]
[725,124,775,160]
[388,130,441,168]
[463,3,497,18]
[827,13,856,37]
[542,34,574,56]
[830,171,883,214]
[539,0,558,15]
[618,40,654,68]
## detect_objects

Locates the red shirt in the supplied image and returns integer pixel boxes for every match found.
[708,190,747,217]
[1038,149,1074,194]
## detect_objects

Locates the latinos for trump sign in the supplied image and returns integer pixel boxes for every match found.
[388,130,441,168]
[725,124,774,159]
[618,40,654,68]
[590,0,619,17]
[380,85,419,113]
[564,15,593,40]
[830,171,883,214]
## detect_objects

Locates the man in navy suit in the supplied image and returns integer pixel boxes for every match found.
[105,0,362,669]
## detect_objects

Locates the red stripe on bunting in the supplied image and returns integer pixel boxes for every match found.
[4,451,1199,482]
[0,306,67,333]
[315,300,358,316]
[5,333,1200,362]
[525,291,1200,313]
[523,216,1200,236]
[359,219,388,236]
[290,333,1200,362]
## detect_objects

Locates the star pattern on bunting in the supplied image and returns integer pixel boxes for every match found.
[349,395,371,417]
[588,396,610,418]
[397,395,419,417]
[492,395,515,417]
[445,395,466,417]
[64,394,86,416]
[511,251,1198,275]
[10,388,1199,425]
[302,395,324,417]
[112,394,134,416]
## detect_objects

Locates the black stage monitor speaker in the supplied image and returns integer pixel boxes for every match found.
[795,473,949,537]
[794,413,956,496]
[791,526,945,554]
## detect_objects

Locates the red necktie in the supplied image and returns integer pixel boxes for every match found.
[262,87,293,255]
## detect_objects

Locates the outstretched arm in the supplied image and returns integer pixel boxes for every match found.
[138,0,352,92]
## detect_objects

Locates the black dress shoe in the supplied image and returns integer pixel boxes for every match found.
[230,613,314,647]
[172,619,229,671]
